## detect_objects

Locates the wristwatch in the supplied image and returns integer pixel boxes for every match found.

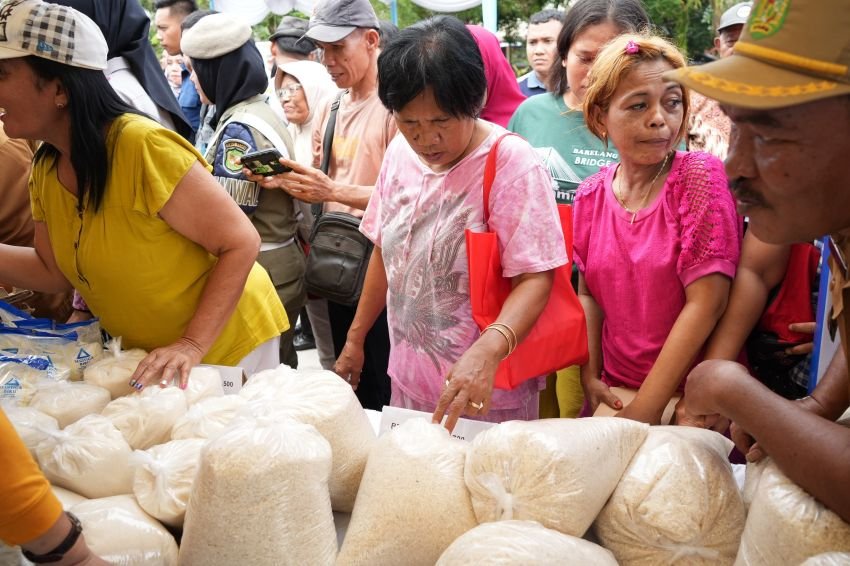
[21,512,83,564]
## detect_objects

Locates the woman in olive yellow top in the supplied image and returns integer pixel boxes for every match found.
[1,410,106,564]
[0,1,287,389]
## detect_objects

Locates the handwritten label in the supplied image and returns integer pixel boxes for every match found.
[378,406,495,442]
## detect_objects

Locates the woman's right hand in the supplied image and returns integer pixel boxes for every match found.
[582,377,623,414]
[334,340,365,390]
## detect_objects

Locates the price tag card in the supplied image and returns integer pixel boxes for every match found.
[378,406,495,442]
[197,364,244,395]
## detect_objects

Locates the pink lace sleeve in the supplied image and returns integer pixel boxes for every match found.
[571,169,608,274]
[673,152,741,287]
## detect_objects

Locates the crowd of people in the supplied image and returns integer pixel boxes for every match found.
[1,0,849,560]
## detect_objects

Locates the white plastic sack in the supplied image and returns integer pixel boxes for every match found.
[464,417,649,537]
[179,415,336,566]
[0,355,55,404]
[184,366,224,405]
[3,404,58,459]
[102,387,187,449]
[131,439,205,527]
[337,418,477,566]
[801,553,850,566]
[51,486,88,509]
[436,520,618,565]
[170,395,246,440]
[594,426,746,565]
[29,380,110,428]
[735,460,850,565]
[240,365,376,512]
[36,414,134,498]
[82,339,147,399]
[71,495,178,566]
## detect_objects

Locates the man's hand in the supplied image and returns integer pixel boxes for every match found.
[244,158,337,203]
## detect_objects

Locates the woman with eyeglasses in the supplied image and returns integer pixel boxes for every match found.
[182,13,307,369]
[274,60,338,370]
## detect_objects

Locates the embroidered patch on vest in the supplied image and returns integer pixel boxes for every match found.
[749,0,791,40]
[222,138,250,173]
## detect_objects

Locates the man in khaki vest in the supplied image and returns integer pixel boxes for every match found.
[672,0,850,522]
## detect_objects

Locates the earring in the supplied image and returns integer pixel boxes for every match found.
[56,102,66,109]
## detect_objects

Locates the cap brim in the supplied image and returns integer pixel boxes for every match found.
[303,24,356,44]
[666,54,850,110]
[0,45,30,61]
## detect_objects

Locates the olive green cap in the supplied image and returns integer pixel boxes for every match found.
[667,0,850,109]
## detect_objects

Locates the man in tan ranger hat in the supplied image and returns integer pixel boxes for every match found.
[671,0,850,522]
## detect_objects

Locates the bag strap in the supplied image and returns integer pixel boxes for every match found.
[313,90,347,220]
[482,133,519,225]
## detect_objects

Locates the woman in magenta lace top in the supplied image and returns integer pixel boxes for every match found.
[572,33,741,424]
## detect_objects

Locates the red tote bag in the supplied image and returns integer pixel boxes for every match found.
[466,134,588,390]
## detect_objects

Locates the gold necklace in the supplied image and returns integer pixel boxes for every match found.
[614,152,672,224]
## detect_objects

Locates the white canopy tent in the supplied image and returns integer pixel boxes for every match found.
[210,0,497,31]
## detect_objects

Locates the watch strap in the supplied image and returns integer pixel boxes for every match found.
[21,512,83,564]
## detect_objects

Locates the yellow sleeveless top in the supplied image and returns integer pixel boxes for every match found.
[29,114,288,365]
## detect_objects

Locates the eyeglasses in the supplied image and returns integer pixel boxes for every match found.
[276,84,304,99]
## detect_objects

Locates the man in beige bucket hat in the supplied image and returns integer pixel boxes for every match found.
[672,0,850,522]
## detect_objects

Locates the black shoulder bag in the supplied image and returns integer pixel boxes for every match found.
[303,91,374,305]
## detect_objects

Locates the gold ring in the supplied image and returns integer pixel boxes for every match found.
[160,379,169,386]
[468,400,483,411]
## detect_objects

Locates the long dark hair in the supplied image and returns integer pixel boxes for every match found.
[27,56,139,212]
[549,0,649,96]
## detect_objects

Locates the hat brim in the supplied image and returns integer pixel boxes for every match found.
[303,24,356,44]
[0,45,31,61]
[666,54,850,110]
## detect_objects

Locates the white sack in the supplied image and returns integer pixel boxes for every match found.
[178,415,336,566]
[29,381,110,428]
[594,426,746,565]
[36,414,134,498]
[132,438,205,527]
[337,418,477,566]
[101,387,187,449]
[436,520,618,566]
[464,417,649,537]
[71,495,178,566]
[240,365,376,512]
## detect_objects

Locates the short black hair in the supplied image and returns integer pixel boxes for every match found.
[529,9,565,26]
[378,20,399,48]
[378,15,485,119]
[154,0,196,17]
[181,9,216,31]
[274,36,316,57]
[550,0,649,95]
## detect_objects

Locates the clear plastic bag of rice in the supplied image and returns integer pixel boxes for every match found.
[436,520,618,566]
[240,365,376,512]
[51,486,88,509]
[2,403,58,459]
[82,338,147,399]
[735,459,850,565]
[29,380,110,428]
[36,413,134,498]
[801,553,850,566]
[170,395,246,440]
[464,417,648,537]
[594,426,745,565]
[131,438,205,527]
[0,354,55,405]
[337,418,477,566]
[70,495,178,566]
[178,415,336,566]
[184,366,224,405]
[101,386,187,449]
